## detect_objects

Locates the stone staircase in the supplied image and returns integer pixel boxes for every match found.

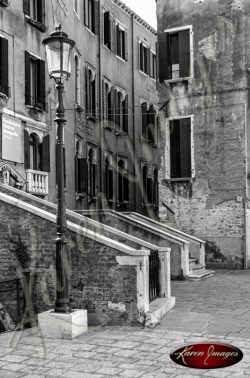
[188,257,214,281]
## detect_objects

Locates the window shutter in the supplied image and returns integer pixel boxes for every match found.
[111,19,116,53]
[37,59,45,110]
[23,0,30,15]
[180,118,191,177]
[116,25,121,57]
[139,42,143,70]
[153,171,159,205]
[93,163,97,196]
[150,52,153,77]
[118,172,122,202]
[108,169,113,200]
[124,31,128,61]
[85,68,90,114]
[110,86,115,122]
[123,175,129,201]
[179,30,190,78]
[114,89,119,127]
[41,135,50,172]
[25,51,31,105]
[37,0,45,26]
[141,102,148,139]
[79,158,87,193]
[124,94,128,133]
[147,105,156,143]
[24,130,30,170]
[146,47,151,75]
[75,156,79,192]
[84,0,89,27]
[104,12,110,47]
[170,120,180,178]
[93,0,99,34]
[158,32,169,82]
[95,75,98,118]
[0,38,8,96]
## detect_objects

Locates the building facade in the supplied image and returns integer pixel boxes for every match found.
[157,0,250,268]
[0,0,159,217]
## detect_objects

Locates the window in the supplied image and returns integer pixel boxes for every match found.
[75,140,87,194]
[24,130,50,172]
[86,65,98,118]
[169,118,191,178]
[87,147,97,197]
[25,51,45,111]
[117,158,129,203]
[104,155,113,201]
[84,0,99,34]
[158,27,192,81]
[104,11,112,50]
[116,24,128,60]
[115,88,128,133]
[150,51,157,79]
[141,103,157,144]
[139,41,150,74]
[23,0,46,31]
[102,79,114,124]
[74,55,80,104]
[141,165,153,205]
[153,168,159,207]
[0,37,9,96]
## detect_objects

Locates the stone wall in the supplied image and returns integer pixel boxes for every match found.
[0,199,137,326]
[157,0,248,268]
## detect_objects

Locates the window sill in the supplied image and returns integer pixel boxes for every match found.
[75,103,83,112]
[85,27,96,37]
[103,44,111,52]
[116,55,126,63]
[103,123,114,131]
[141,203,153,208]
[87,114,97,121]
[116,129,128,137]
[0,92,9,100]
[0,0,9,7]
[164,76,192,85]
[139,70,148,77]
[76,193,86,200]
[117,201,129,207]
[25,15,46,32]
[26,104,45,113]
[167,177,192,182]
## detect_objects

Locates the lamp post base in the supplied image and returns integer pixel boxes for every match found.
[38,309,88,339]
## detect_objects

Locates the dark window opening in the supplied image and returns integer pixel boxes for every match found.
[104,157,113,201]
[118,159,129,203]
[170,118,191,178]
[116,26,127,60]
[84,0,99,34]
[25,51,45,110]
[86,67,98,118]
[24,131,50,172]
[141,103,156,144]
[88,148,97,197]
[116,91,128,133]
[23,0,46,30]
[139,42,150,74]
[0,37,9,96]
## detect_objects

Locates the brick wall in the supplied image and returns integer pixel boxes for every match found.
[0,199,137,326]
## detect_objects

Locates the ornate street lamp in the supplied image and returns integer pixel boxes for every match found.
[43,25,75,314]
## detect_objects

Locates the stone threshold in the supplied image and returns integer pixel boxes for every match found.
[145,297,176,328]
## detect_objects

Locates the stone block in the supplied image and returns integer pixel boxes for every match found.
[38,309,88,339]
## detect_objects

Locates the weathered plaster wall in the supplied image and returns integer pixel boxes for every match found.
[157,0,249,267]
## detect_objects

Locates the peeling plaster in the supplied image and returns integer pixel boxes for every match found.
[198,32,218,61]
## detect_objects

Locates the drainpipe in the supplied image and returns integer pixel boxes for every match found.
[98,0,103,204]
[131,13,136,212]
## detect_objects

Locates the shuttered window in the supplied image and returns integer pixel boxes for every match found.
[24,131,50,172]
[117,159,129,203]
[23,0,46,30]
[102,81,115,124]
[115,90,128,133]
[141,103,156,144]
[170,118,191,178]
[87,147,97,197]
[116,25,128,61]
[86,66,98,119]
[139,42,150,74]
[25,51,45,111]
[158,29,191,82]
[142,165,153,205]
[104,157,113,201]
[84,0,99,34]
[153,169,159,206]
[0,37,9,97]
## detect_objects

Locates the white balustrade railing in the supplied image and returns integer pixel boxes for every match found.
[26,169,49,195]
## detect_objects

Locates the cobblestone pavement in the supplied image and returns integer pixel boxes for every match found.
[0,270,250,377]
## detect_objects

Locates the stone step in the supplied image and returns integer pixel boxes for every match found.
[188,270,215,281]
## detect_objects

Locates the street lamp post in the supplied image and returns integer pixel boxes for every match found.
[43,25,75,314]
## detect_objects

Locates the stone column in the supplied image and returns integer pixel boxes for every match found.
[199,242,205,267]
[158,247,171,298]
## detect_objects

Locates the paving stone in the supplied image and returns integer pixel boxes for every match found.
[113,341,140,349]
[0,362,27,371]
[97,366,122,375]
[0,370,24,377]
[119,369,144,377]
[0,354,28,363]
